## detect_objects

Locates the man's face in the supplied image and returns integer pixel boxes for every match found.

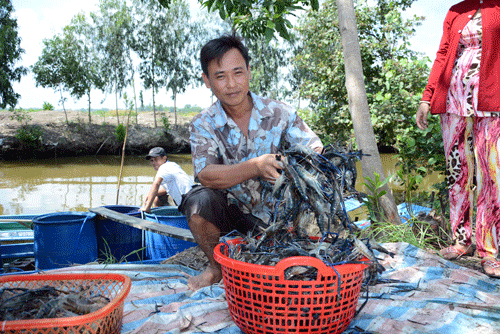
[202,48,251,109]
[150,156,167,171]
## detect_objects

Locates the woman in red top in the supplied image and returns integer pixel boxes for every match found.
[417,0,500,278]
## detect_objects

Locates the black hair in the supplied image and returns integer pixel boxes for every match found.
[200,33,250,77]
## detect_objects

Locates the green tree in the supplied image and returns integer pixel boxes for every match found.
[155,0,207,127]
[247,36,288,100]
[294,0,428,148]
[183,0,318,41]
[132,0,165,127]
[64,13,106,123]
[134,0,218,127]
[92,0,134,124]
[32,14,105,123]
[0,0,27,108]
[31,34,71,122]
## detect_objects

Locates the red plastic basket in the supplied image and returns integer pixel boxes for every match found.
[214,239,367,334]
[0,273,131,334]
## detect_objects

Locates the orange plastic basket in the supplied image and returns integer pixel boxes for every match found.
[0,273,131,334]
[214,239,367,334]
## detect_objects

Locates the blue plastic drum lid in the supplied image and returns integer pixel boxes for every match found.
[96,205,144,262]
[33,212,98,270]
[143,209,196,260]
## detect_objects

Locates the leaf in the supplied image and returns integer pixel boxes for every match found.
[311,0,320,11]
[264,27,275,42]
[219,7,227,19]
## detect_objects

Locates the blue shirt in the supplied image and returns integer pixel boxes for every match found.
[189,92,323,222]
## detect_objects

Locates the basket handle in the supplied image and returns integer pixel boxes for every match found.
[273,256,337,281]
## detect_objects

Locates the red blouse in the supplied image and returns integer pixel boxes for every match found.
[422,0,500,114]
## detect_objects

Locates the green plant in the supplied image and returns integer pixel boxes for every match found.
[395,113,449,216]
[367,218,447,252]
[99,238,146,265]
[9,108,32,126]
[161,114,170,132]
[15,125,43,148]
[42,101,54,110]
[115,123,126,143]
[362,172,392,224]
[99,238,118,265]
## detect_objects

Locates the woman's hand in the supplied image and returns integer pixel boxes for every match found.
[416,103,430,130]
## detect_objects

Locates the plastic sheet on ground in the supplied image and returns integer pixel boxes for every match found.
[397,203,432,224]
[47,241,500,334]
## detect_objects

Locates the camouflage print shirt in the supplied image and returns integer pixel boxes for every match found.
[189,92,323,223]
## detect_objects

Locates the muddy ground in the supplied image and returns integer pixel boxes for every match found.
[0,109,193,160]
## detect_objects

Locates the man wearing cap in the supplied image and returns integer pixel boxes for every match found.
[140,147,194,213]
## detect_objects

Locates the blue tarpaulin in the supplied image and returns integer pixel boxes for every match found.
[49,242,500,334]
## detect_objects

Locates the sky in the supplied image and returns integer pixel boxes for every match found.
[9,0,455,111]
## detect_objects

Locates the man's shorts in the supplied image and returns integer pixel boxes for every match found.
[179,185,262,235]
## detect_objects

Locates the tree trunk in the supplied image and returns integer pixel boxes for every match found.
[59,86,68,123]
[115,87,120,125]
[132,75,138,125]
[153,86,157,128]
[336,0,402,225]
[173,89,177,127]
[152,41,157,128]
[87,87,92,124]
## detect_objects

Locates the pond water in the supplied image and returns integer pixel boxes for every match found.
[0,154,443,215]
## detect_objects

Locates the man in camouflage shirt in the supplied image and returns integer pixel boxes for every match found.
[179,34,323,290]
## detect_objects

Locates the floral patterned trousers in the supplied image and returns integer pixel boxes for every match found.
[440,113,500,258]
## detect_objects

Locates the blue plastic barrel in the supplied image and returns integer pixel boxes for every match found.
[32,212,97,269]
[95,205,144,263]
[144,206,196,260]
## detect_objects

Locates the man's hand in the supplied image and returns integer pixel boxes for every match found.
[254,154,284,183]
[197,154,285,188]
[139,206,150,213]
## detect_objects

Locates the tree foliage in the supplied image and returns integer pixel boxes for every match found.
[132,0,169,127]
[246,36,288,100]
[0,0,27,108]
[294,0,429,149]
[154,0,205,126]
[92,0,134,123]
[155,0,319,40]
[133,0,215,127]
[32,13,105,123]
[64,13,106,122]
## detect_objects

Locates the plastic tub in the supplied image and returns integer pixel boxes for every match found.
[33,212,97,269]
[143,206,196,259]
[95,205,144,262]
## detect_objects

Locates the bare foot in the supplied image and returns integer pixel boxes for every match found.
[439,244,473,260]
[481,257,500,278]
[187,265,222,291]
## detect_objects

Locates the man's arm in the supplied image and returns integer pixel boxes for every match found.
[198,154,283,189]
[140,176,164,212]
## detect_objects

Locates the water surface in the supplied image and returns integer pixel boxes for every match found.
[0,153,442,215]
[0,155,193,215]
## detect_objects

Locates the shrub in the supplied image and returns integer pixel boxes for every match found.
[15,125,43,148]
[115,123,126,143]
[10,108,32,126]
[42,102,54,110]
[161,114,170,132]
